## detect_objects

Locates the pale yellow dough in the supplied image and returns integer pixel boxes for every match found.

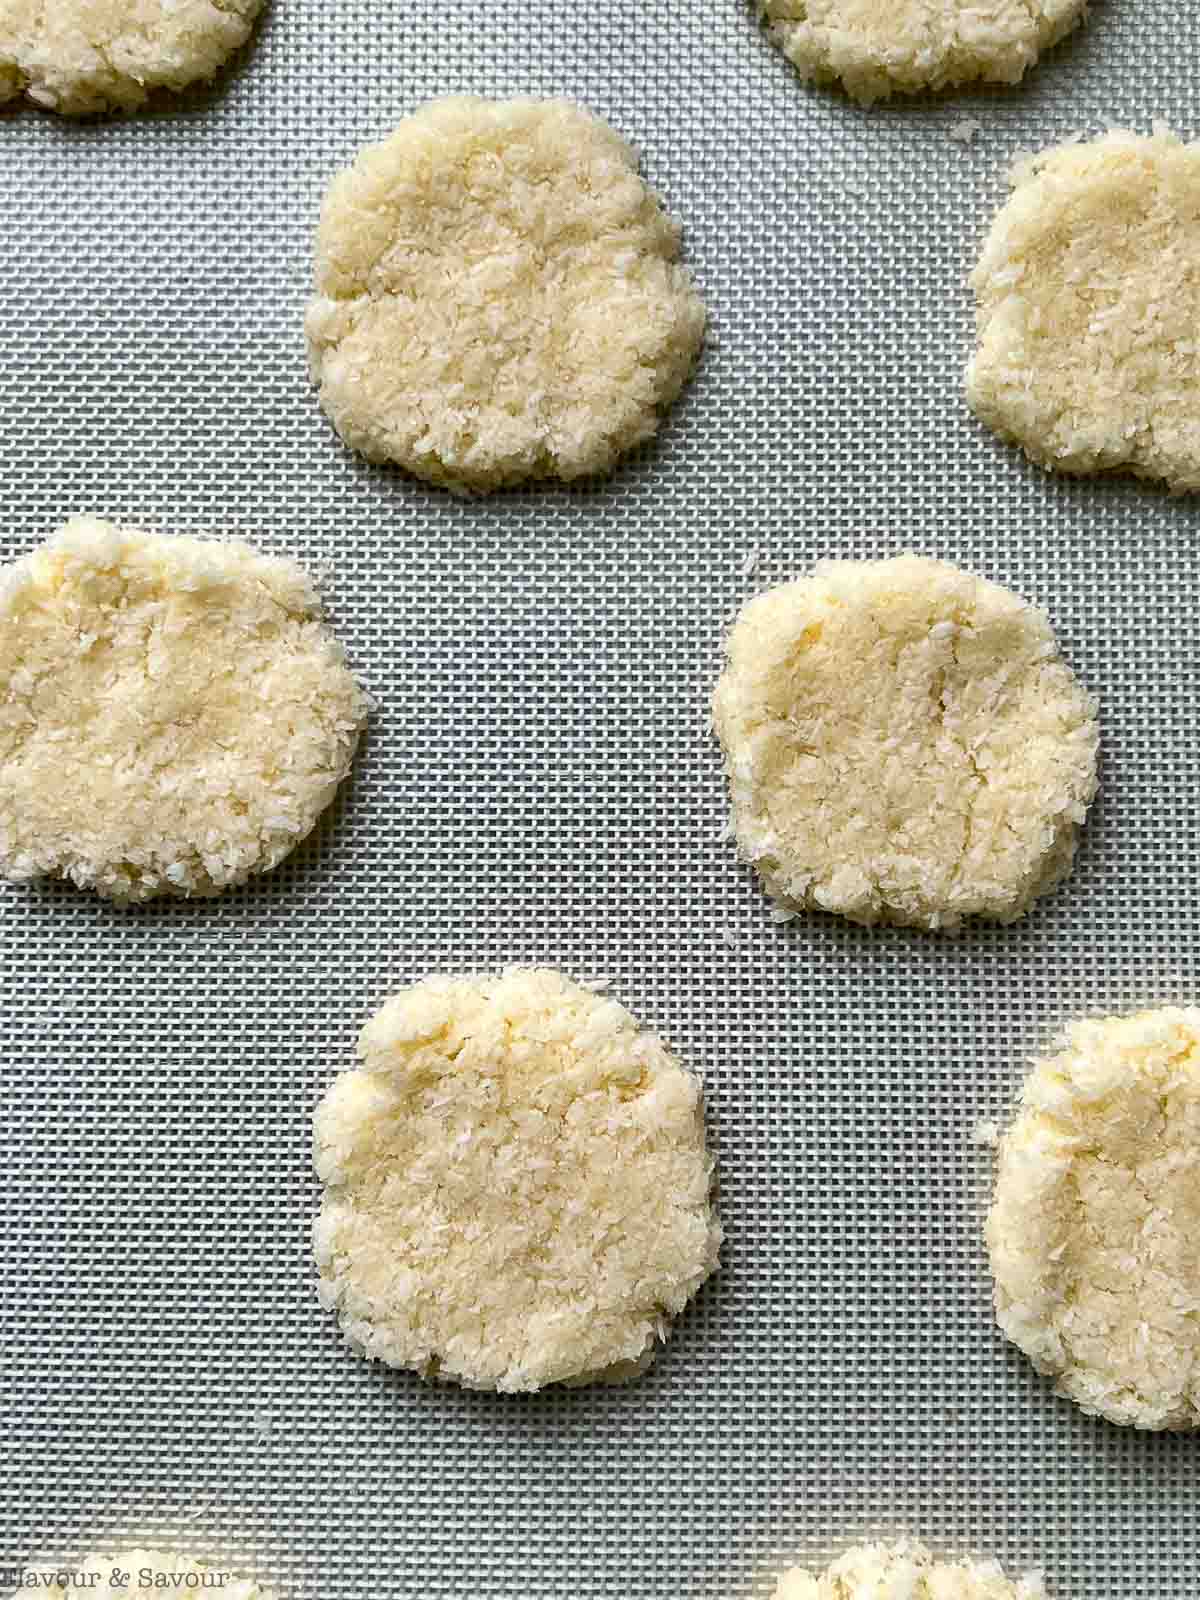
[968,127,1200,492]
[711,554,1098,931]
[759,0,1085,105]
[987,1008,1200,1430]
[7,1551,275,1598]
[0,517,369,903]
[312,967,722,1392]
[306,96,706,493]
[772,1540,1048,1600]
[0,0,261,115]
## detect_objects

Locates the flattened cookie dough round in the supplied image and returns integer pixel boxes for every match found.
[0,0,262,116]
[305,95,707,493]
[313,967,722,1392]
[0,516,369,903]
[8,1552,276,1599]
[772,1539,1048,1599]
[987,1007,1200,1430]
[711,554,1098,931]
[968,127,1200,492]
[759,0,1085,106]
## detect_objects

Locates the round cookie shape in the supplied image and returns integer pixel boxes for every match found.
[7,1551,276,1598]
[0,516,369,903]
[772,1539,1048,1599]
[305,95,707,493]
[0,0,262,116]
[759,0,1085,106]
[711,554,1098,932]
[967,127,1200,492]
[312,967,722,1392]
[987,1008,1200,1430]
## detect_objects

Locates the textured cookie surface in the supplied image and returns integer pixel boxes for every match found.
[773,1539,1047,1599]
[306,95,706,493]
[968,127,1200,491]
[313,967,721,1392]
[0,0,261,115]
[7,1550,276,1598]
[711,554,1098,931]
[987,1008,1200,1429]
[0,516,369,903]
[759,0,1084,105]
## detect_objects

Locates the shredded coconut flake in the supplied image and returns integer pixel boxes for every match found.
[948,118,983,145]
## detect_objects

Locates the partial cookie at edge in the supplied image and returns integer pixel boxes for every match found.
[987,1007,1200,1430]
[772,1538,1049,1599]
[0,0,262,115]
[759,0,1086,106]
[967,126,1200,492]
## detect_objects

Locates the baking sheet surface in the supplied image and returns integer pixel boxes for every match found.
[1,1,1198,1595]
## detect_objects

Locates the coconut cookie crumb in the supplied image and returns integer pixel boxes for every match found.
[0,0,262,116]
[7,1551,276,1597]
[948,118,983,145]
[772,1539,1048,1600]
[312,967,722,1392]
[306,95,707,493]
[759,0,1085,106]
[987,1008,1200,1430]
[967,127,1200,492]
[711,554,1098,932]
[0,516,370,904]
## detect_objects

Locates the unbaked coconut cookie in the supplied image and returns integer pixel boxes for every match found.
[711,554,1098,931]
[7,1551,276,1598]
[312,967,721,1392]
[759,0,1084,106]
[0,516,369,903]
[0,0,261,116]
[968,127,1200,492]
[306,95,706,493]
[987,1007,1200,1430]
[772,1539,1048,1599]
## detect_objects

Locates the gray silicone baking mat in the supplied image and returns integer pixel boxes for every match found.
[1,0,1198,1595]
